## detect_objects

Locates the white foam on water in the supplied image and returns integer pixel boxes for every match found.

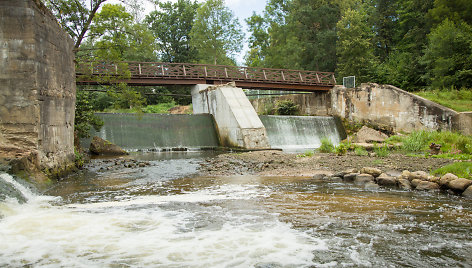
[0,176,326,267]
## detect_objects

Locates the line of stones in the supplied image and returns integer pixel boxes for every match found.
[314,167,472,198]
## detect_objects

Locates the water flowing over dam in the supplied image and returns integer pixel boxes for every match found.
[260,115,346,151]
[84,113,220,151]
[84,113,346,152]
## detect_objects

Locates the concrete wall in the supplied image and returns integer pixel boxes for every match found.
[331,83,458,133]
[0,0,76,175]
[192,84,270,149]
[453,112,472,136]
[250,91,331,116]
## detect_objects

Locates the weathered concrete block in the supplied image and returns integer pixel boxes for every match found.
[0,0,76,178]
[191,83,270,149]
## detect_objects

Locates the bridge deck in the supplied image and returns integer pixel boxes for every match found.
[76,62,336,91]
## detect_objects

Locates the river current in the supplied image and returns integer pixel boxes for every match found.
[1,152,471,267]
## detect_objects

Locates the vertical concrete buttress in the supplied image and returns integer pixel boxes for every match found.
[191,84,270,149]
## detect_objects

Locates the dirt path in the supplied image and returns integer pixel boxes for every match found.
[198,150,455,177]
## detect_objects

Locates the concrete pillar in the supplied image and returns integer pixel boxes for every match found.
[191,83,270,149]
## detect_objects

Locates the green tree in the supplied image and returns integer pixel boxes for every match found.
[336,6,379,84]
[423,19,472,88]
[190,0,244,65]
[145,0,199,63]
[75,91,104,138]
[245,13,269,67]
[45,0,108,50]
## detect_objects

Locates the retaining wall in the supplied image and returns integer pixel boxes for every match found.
[0,0,76,177]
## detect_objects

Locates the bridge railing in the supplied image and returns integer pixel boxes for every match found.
[76,61,336,86]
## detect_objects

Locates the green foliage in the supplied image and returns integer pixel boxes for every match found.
[141,102,177,114]
[391,130,472,155]
[423,19,472,89]
[75,91,104,138]
[374,144,390,157]
[190,0,244,65]
[74,148,85,168]
[354,146,369,156]
[145,0,199,63]
[318,138,334,153]
[334,143,348,155]
[108,84,146,110]
[296,150,315,158]
[432,162,472,180]
[275,100,299,115]
[336,6,379,85]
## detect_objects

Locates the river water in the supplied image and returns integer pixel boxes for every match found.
[1,152,471,267]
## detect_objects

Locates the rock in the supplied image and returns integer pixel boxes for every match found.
[462,186,472,198]
[90,136,128,156]
[354,174,374,184]
[343,173,359,181]
[398,178,412,190]
[415,181,440,191]
[353,126,388,143]
[427,176,439,183]
[328,176,343,182]
[376,173,397,187]
[360,167,382,177]
[411,179,422,188]
[447,178,472,192]
[312,172,332,180]
[364,182,380,190]
[439,173,459,187]
[409,171,429,181]
[400,170,411,180]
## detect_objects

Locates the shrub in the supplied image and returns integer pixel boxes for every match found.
[335,143,348,155]
[318,138,334,153]
[276,100,299,115]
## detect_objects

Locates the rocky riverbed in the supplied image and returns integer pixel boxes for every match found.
[198,150,455,177]
[198,150,472,197]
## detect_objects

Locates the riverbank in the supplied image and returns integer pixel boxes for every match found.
[198,150,455,177]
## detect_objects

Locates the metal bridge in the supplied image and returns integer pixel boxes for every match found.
[76,61,336,91]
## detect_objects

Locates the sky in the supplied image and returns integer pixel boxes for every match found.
[123,0,269,65]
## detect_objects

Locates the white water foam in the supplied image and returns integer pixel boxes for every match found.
[0,175,327,267]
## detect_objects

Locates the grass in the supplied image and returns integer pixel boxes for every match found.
[414,88,472,112]
[432,162,472,180]
[297,150,315,158]
[374,144,390,157]
[386,130,472,155]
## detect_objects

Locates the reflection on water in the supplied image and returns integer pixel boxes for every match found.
[0,152,471,267]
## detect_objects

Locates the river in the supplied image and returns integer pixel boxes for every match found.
[1,152,471,267]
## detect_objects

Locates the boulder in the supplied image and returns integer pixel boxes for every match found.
[360,167,382,177]
[411,179,422,188]
[354,174,375,184]
[90,136,128,156]
[400,170,411,180]
[462,185,472,198]
[376,173,397,187]
[415,181,440,191]
[397,178,412,190]
[354,126,388,143]
[409,171,429,181]
[447,178,472,192]
[439,173,459,187]
[343,173,359,181]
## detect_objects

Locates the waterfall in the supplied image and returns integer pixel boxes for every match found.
[260,115,346,151]
[82,113,220,151]
[0,173,35,203]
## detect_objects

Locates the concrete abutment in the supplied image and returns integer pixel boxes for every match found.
[191,83,271,149]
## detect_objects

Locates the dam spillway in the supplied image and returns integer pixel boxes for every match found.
[84,113,220,151]
[260,115,346,151]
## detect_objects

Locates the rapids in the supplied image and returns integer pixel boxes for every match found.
[0,152,471,267]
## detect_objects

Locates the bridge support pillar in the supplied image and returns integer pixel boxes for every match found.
[191,83,270,149]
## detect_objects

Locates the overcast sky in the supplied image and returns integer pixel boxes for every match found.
[132,0,268,64]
